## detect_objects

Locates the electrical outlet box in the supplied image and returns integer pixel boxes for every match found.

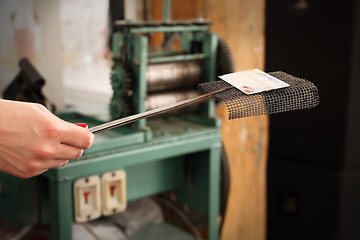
[101,169,127,216]
[73,175,101,223]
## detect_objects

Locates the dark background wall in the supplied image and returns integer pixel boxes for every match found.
[266,0,360,239]
[266,0,360,170]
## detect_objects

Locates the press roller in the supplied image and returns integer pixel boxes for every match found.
[145,60,202,111]
[146,60,202,92]
[109,20,234,133]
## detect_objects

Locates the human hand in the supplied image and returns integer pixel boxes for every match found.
[0,100,94,178]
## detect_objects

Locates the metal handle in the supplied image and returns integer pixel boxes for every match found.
[89,86,232,134]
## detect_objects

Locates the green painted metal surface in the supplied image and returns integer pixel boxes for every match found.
[59,113,145,153]
[44,117,221,182]
[163,0,171,23]
[201,33,218,119]
[111,33,123,59]
[131,35,148,130]
[126,157,185,201]
[130,222,196,240]
[0,113,221,240]
[49,180,73,240]
[0,173,39,227]
[41,114,221,240]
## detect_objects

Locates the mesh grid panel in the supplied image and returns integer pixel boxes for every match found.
[198,71,319,119]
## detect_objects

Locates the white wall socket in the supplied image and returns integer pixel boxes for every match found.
[73,175,102,223]
[101,169,127,216]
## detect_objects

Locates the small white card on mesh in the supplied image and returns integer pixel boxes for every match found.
[219,68,290,95]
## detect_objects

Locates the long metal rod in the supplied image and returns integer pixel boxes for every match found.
[89,86,233,134]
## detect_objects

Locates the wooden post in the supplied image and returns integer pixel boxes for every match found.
[150,1,267,239]
[206,1,268,240]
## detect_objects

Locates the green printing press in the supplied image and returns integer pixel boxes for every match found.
[0,5,234,240]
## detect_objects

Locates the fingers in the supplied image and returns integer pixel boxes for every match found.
[24,141,85,161]
[41,159,69,170]
[12,159,67,179]
[0,146,69,179]
[54,144,84,160]
[3,167,47,179]
[16,158,69,178]
[60,122,94,149]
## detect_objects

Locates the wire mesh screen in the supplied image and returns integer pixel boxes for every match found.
[198,71,320,119]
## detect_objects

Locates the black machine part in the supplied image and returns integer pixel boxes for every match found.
[3,58,56,112]
[199,71,319,119]
[217,36,236,76]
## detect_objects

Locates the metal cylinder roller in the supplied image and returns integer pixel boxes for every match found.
[145,90,200,112]
[111,60,203,119]
[146,60,202,92]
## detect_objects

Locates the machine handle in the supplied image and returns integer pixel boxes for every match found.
[88,86,233,134]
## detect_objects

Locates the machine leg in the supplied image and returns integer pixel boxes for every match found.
[49,179,73,240]
[208,146,221,240]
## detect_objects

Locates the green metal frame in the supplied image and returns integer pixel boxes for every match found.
[103,13,222,238]
[0,173,39,227]
[41,114,222,240]
[110,22,219,129]
[163,0,171,23]
[131,35,148,130]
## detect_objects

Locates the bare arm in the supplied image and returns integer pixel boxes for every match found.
[0,99,94,178]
